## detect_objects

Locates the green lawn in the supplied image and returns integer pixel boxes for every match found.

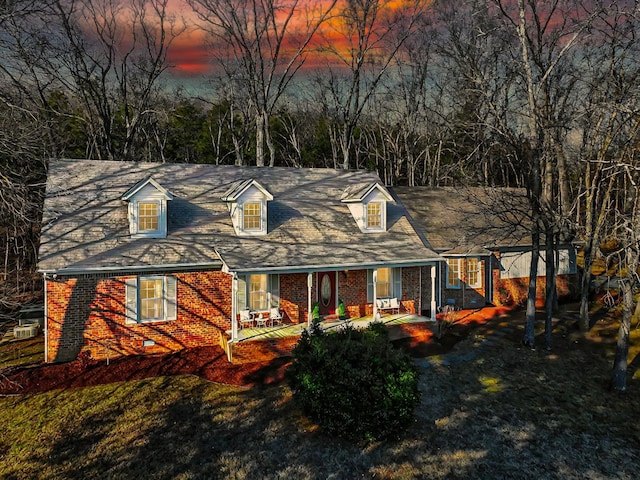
[1,308,639,479]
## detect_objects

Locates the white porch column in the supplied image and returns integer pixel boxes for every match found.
[231,274,238,341]
[307,272,313,326]
[372,269,378,319]
[430,265,437,321]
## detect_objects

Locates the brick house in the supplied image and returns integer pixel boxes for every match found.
[395,187,579,312]
[39,160,442,363]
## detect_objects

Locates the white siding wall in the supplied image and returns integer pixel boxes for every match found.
[500,248,576,279]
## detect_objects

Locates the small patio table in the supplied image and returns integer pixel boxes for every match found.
[251,311,270,328]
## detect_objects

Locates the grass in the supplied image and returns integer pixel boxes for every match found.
[0,331,43,370]
[1,305,639,479]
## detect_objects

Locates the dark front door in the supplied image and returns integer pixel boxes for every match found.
[317,271,336,315]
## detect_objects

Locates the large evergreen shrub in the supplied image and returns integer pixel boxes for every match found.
[287,320,421,443]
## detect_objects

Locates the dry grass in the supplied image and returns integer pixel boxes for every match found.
[0,332,43,370]
[1,304,639,479]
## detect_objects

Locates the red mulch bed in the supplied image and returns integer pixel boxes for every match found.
[0,306,514,396]
[0,346,291,395]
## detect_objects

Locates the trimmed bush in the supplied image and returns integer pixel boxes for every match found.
[286,320,421,443]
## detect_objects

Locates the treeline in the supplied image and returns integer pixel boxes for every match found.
[2,0,640,388]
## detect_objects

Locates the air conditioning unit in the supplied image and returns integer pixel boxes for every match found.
[19,318,40,328]
[14,325,39,339]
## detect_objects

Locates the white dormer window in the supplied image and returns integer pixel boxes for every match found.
[366,202,382,229]
[138,202,159,232]
[243,202,262,231]
[341,182,393,233]
[221,179,273,236]
[122,177,174,238]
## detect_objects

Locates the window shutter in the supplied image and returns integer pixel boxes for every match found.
[125,277,138,323]
[270,274,280,307]
[237,276,247,311]
[166,276,177,320]
[129,203,138,234]
[393,267,402,298]
[367,269,374,302]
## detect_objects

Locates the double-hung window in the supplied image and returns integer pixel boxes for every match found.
[446,259,461,288]
[467,258,481,288]
[243,202,261,231]
[137,202,159,233]
[367,267,402,302]
[237,274,279,311]
[126,276,177,323]
[366,202,382,229]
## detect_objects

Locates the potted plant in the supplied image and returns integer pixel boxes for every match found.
[337,298,346,319]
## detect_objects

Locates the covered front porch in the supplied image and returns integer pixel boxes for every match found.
[227,263,440,343]
[223,311,434,364]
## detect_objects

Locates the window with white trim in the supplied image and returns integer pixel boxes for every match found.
[137,202,159,232]
[237,274,279,311]
[467,258,481,288]
[367,267,402,301]
[243,202,262,231]
[125,276,177,323]
[446,259,460,288]
[366,202,382,229]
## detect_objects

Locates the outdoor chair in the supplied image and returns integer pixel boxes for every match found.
[269,307,283,325]
[388,297,400,314]
[239,309,253,329]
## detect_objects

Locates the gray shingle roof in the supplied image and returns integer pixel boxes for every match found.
[39,160,441,274]
[393,186,532,254]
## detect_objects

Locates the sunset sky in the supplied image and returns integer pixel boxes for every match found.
[162,0,367,77]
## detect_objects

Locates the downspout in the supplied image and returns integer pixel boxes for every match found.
[485,255,494,305]
[430,265,437,321]
[438,261,442,309]
[43,273,48,363]
[419,267,422,316]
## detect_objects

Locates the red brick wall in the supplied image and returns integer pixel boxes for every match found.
[46,270,232,363]
[279,273,308,323]
[493,273,577,307]
[400,267,420,314]
[47,266,426,363]
[441,258,487,310]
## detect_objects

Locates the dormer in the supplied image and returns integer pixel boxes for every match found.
[341,182,393,233]
[221,179,273,236]
[122,177,174,238]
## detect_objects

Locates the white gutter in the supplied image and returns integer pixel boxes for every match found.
[39,261,224,276]
[227,258,444,275]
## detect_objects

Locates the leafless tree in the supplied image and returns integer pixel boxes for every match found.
[0,0,184,161]
[188,0,336,167]
[482,0,595,349]
[575,0,640,332]
[313,0,430,170]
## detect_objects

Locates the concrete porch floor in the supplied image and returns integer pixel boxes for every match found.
[229,312,434,343]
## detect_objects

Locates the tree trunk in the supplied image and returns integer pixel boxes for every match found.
[256,112,265,167]
[544,234,557,351]
[523,227,540,349]
[611,278,632,392]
